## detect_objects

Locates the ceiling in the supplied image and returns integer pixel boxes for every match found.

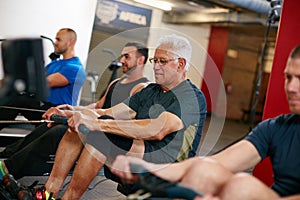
[141,0,281,27]
[132,0,280,39]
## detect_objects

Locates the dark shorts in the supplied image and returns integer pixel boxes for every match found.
[86,131,134,160]
[85,115,134,160]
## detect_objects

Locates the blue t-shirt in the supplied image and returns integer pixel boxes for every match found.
[245,114,300,196]
[45,56,86,106]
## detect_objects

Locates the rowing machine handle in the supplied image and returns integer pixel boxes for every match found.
[78,124,90,134]
[50,114,90,134]
[50,114,68,125]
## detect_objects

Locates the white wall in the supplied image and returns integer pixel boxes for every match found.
[0,0,98,80]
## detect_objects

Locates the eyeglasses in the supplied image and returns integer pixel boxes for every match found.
[149,57,179,66]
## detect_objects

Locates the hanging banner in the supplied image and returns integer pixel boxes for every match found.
[94,0,152,33]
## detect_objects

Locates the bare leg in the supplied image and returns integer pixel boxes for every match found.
[60,144,106,200]
[60,137,146,199]
[45,131,85,197]
[220,172,279,200]
[180,158,233,195]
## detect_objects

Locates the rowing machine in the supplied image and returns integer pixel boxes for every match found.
[128,163,203,200]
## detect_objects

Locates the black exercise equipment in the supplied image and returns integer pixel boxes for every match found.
[0,38,48,106]
[127,163,203,200]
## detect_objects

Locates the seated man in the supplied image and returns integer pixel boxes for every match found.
[14,34,206,200]
[0,28,86,129]
[111,44,300,200]
[0,41,150,179]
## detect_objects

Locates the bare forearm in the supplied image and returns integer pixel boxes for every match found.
[82,103,97,109]
[150,157,200,182]
[98,112,183,140]
[99,119,162,139]
[94,103,135,120]
[210,140,261,173]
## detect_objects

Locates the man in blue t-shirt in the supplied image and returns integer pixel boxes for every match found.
[111,45,300,200]
[0,28,86,129]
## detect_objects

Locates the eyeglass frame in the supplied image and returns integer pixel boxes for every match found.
[149,57,180,66]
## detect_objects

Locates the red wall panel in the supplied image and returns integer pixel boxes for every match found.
[201,26,229,113]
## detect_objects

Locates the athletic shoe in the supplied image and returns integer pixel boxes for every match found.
[2,174,21,198]
[0,178,14,200]
[18,186,55,200]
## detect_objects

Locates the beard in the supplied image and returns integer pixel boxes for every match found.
[54,46,66,55]
[122,65,136,74]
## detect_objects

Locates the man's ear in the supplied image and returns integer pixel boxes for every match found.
[137,56,145,66]
[178,58,186,70]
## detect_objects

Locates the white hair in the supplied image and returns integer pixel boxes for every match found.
[156,34,192,71]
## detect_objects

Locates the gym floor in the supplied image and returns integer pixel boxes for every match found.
[2,116,250,199]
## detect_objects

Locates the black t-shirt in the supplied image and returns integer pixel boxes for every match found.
[123,80,207,163]
[102,77,148,108]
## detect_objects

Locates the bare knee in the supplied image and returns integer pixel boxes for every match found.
[220,172,279,200]
[181,158,233,195]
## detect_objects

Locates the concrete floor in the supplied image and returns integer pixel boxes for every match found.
[1,116,250,199]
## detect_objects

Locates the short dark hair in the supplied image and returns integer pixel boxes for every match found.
[290,45,300,59]
[125,42,148,64]
[59,28,77,42]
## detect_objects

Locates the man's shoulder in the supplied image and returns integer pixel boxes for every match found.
[271,113,300,125]
[252,114,299,135]
[130,81,153,96]
[143,82,158,89]
[60,56,83,67]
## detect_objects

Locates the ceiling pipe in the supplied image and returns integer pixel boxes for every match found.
[221,0,271,15]
[163,0,277,25]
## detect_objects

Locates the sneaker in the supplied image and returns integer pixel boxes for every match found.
[0,179,14,200]
[2,174,21,198]
[18,186,55,200]
[2,174,54,200]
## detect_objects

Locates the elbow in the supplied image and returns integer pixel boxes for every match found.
[152,134,164,141]
[151,117,183,141]
[151,128,172,141]
[46,79,53,87]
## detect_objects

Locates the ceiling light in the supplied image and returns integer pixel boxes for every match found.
[133,0,173,11]
[202,8,230,13]
[187,1,200,7]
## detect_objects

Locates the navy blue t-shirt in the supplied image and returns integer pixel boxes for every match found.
[245,114,300,196]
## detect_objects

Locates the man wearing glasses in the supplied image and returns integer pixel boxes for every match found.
[17,34,207,200]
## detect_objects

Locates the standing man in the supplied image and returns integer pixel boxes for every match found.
[0,28,86,129]
[0,42,149,182]
[111,45,300,200]
[23,34,207,200]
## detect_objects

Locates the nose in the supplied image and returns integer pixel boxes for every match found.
[119,55,126,63]
[153,62,161,70]
[286,77,300,93]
